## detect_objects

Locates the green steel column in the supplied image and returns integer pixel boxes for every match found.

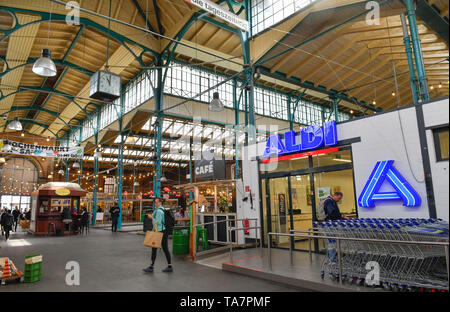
[189,137,193,202]
[233,79,240,179]
[400,12,419,105]
[78,126,83,185]
[404,0,430,102]
[154,56,163,198]
[65,161,69,182]
[132,163,136,194]
[92,132,99,224]
[287,96,293,131]
[117,110,124,229]
[332,97,339,123]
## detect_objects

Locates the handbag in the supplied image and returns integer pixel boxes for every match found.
[143,222,163,248]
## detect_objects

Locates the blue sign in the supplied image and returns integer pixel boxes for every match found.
[263,121,338,158]
[358,160,421,208]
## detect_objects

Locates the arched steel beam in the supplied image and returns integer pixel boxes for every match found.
[1,106,74,131]
[0,86,96,117]
[2,119,58,137]
[0,6,159,59]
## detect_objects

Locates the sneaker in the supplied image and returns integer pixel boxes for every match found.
[162,266,173,273]
[143,266,154,273]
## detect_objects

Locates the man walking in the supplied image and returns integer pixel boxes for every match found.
[12,206,20,232]
[110,202,120,232]
[143,198,173,273]
[1,209,14,241]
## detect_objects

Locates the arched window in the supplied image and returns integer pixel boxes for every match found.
[0,157,39,211]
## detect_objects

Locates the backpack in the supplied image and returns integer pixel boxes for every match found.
[317,197,330,221]
[159,207,175,233]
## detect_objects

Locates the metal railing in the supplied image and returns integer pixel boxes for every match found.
[228,225,263,263]
[193,218,258,260]
[268,231,450,286]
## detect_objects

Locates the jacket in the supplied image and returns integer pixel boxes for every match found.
[12,209,20,221]
[324,197,342,221]
[152,206,165,232]
[2,213,14,229]
[110,206,120,220]
[61,208,72,221]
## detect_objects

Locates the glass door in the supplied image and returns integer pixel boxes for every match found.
[290,174,314,251]
[268,176,292,248]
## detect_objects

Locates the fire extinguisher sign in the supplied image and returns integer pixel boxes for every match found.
[244,219,250,235]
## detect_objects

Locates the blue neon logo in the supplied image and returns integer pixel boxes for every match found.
[358,160,421,208]
[263,121,337,158]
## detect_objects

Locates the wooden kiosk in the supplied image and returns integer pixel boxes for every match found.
[29,182,87,236]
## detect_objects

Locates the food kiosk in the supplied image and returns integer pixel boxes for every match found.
[176,180,238,248]
[29,182,86,236]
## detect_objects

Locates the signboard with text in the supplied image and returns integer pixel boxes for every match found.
[0,139,83,159]
[186,0,249,32]
[194,158,226,181]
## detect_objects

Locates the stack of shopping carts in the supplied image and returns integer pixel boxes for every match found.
[314,218,449,292]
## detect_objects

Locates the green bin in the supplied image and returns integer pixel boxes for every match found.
[172,228,190,255]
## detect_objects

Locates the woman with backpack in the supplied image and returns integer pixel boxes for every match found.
[143,197,173,273]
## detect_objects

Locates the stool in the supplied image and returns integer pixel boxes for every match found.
[47,222,56,236]
[195,226,208,250]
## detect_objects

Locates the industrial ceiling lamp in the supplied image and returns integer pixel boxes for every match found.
[94,150,102,159]
[58,169,64,175]
[73,162,80,169]
[0,157,6,163]
[33,48,57,77]
[8,117,23,131]
[209,92,224,112]
[133,181,140,187]
[126,136,136,143]
[160,174,168,183]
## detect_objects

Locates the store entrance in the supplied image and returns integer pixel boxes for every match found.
[261,147,357,253]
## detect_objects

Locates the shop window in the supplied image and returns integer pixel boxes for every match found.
[433,127,449,162]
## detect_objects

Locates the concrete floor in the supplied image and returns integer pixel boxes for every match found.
[0,228,298,292]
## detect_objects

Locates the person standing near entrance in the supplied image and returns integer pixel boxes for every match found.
[12,206,20,232]
[2,209,14,241]
[110,202,120,232]
[143,198,173,273]
[322,192,346,221]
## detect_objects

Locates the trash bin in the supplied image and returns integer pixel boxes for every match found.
[172,227,190,255]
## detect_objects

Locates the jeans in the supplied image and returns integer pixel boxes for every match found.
[151,229,171,266]
[328,239,337,262]
[111,218,118,232]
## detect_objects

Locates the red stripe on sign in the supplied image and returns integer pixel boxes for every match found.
[261,147,339,163]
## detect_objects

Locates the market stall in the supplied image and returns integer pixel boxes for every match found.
[176,180,238,256]
[29,182,86,236]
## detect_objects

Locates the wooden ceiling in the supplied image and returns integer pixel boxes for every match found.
[0,0,448,140]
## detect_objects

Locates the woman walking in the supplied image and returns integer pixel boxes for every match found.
[143,198,173,273]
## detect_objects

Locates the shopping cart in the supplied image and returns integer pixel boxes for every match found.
[315,218,449,292]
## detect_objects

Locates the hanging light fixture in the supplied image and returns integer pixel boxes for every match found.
[0,157,6,163]
[209,92,224,112]
[58,169,64,175]
[33,48,57,77]
[160,175,167,183]
[73,162,80,169]
[8,117,23,131]
[134,181,140,186]
[94,150,102,159]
